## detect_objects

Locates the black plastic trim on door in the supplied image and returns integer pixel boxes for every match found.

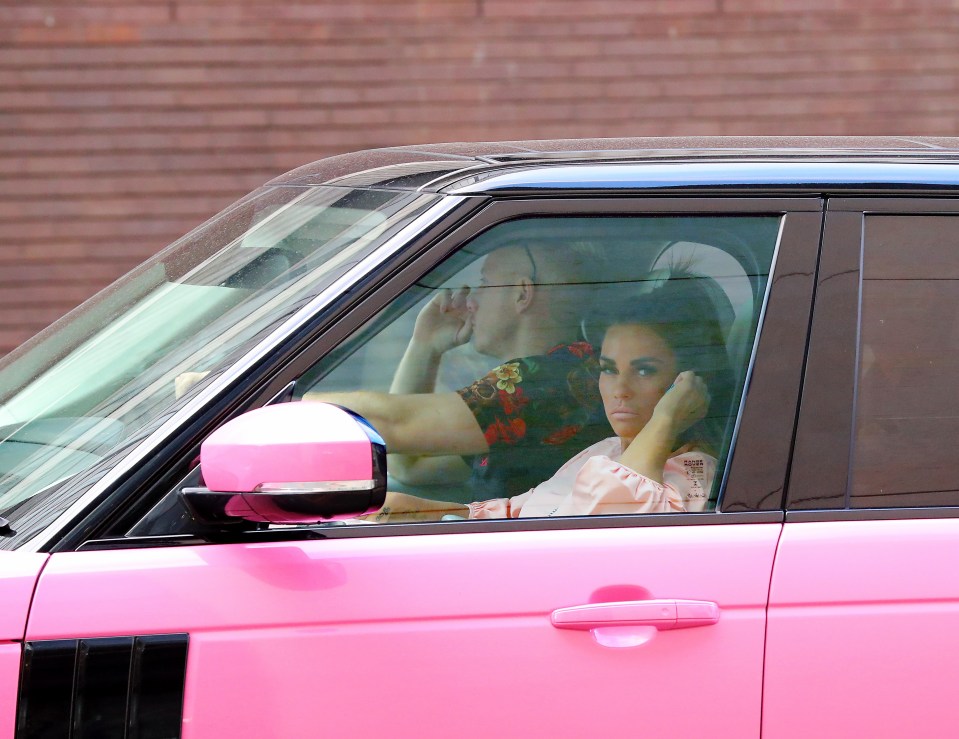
[786,209,863,509]
[717,208,823,511]
[16,633,188,739]
[787,197,959,511]
[80,510,787,549]
[787,506,959,523]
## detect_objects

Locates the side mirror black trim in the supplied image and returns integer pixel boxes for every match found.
[179,404,387,527]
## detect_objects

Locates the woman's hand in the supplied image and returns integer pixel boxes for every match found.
[619,371,710,484]
[410,288,472,356]
[650,370,710,439]
[357,491,470,523]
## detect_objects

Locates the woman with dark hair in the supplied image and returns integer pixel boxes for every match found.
[370,273,733,520]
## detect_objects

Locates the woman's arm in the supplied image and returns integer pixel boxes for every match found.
[556,449,715,516]
[618,371,709,483]
[364,491,470,523]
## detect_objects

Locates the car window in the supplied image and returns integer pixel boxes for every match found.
[0,185,443,549]
[299,214,781,522]
[850,214,959,507]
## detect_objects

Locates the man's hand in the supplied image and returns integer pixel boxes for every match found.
[410,288,472,355]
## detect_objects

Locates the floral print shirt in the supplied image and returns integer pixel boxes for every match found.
[456,342,608,499]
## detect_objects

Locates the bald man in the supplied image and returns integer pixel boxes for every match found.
[306,241,608,499]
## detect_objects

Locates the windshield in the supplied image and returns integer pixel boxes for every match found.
[0,185,441,539]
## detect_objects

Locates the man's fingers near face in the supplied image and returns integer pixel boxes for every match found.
[449,286,470,313]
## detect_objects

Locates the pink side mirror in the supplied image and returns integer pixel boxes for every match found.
[180,402,386,526]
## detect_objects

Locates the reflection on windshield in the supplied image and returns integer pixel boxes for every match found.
[0,185,440,532]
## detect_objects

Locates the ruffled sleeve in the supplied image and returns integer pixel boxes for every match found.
[464,442,715,520]
[550,451,715,517]
[467,490,534,519]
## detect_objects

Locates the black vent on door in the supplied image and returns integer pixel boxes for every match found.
[16,634,188,739]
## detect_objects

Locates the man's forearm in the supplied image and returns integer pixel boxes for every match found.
[388,453,472,486]
[302,390,489,456]
[388,340,462,482]
[390,340,442,395]
[303,390,401,444]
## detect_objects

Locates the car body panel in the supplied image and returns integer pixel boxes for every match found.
[0,553,47,640]
[765,519,959,737]
[29,524,779,738]
[0,643,22,738]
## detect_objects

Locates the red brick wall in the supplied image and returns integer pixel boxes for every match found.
[2,0,959,354]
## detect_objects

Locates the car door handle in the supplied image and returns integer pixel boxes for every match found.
[550,599,720,631]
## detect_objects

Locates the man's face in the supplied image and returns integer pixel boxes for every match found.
[466,247,532,358]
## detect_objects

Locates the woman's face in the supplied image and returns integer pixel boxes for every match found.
[599,323,678,444]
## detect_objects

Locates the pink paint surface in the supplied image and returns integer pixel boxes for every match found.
[29,523,779,738]
[201,402,373,493]
[0,552,47,641]
[0,643,22,739]
[765,518,959,737]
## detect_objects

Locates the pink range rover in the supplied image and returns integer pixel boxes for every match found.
[3,137,959,738]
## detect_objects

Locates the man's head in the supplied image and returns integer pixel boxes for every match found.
[465,240,605,360]
[465,244,536,357]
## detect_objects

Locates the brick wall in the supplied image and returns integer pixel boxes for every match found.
[2,0,959,354]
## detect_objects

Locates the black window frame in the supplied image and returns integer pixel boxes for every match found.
[787,197,959,521]
[80,194,824,550]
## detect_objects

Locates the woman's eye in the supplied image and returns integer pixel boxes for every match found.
[599,364,616,375]
[636,364,659,377]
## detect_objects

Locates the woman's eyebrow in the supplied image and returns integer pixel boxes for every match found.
[629,356,666,367]
[598,355,666,365]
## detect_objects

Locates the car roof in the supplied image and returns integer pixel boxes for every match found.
[267,136,959,194]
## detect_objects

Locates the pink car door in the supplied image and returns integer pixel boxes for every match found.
[764,205,959,736]
[0,552,46,739]
[20,248,814,739]
[24,523,778,738]
[16,202,820,738]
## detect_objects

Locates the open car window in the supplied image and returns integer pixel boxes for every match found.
[298,214,781,520]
